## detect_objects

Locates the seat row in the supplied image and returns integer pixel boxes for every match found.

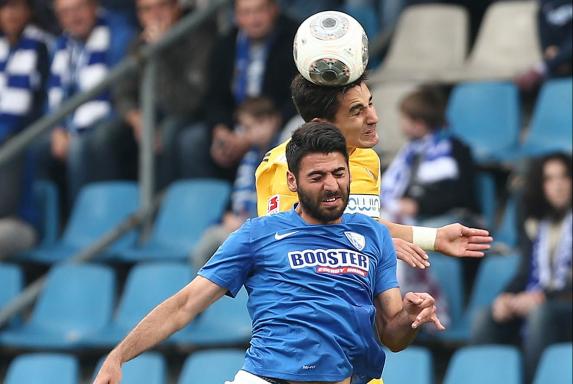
[18,179,231,264]
[0,262,251,350]
[370,1,543,83]
[0,252,519,350]
[3,343,572,384]
[373,77,573,169]
[3,349,245,384]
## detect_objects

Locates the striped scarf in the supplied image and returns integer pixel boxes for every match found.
[527,212,572,292]
[0,25,51,142]
[48,16,112,132]
[381,131,459,219]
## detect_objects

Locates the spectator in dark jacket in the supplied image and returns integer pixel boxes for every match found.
[113,0,216,188]
[179,0,298,181]
[471,153,572,383]
[381,85,478,226]
[515,0,572,91]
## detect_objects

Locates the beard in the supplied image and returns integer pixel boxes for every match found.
[297,183,350,223]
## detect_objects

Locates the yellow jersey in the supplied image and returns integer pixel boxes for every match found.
[256,140,381,218]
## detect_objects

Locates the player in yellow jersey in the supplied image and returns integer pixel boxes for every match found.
[256,74,493,269]
[256,74,491,384]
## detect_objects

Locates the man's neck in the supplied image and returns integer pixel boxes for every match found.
[295,204,342,225]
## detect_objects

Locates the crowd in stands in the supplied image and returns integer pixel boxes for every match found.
[0,0,571,382]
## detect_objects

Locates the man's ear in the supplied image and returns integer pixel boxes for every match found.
[311,117,327,123]
[287,170,297,192]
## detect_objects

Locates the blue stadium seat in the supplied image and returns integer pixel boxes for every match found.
[493,196,519,250]
[20,182,139,263]
[426,253,464,341]
[0,263,23,327]
[81,262,194,347]
[475,172,497,231]
[0,264,115,349]
[173,287,251,346]
[447,82,520,165]
[382,346,433,384]
[33,180,60,246]
[178,349,245,384]
[114,179,231,262]
[444,345,522,384]
[533,343,573,384]
[94,353,166,384]
[519,78,573,156]
[5,353,78,384]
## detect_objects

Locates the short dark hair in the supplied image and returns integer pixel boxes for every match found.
[286,121,348,176]
[235,96,278,120]
[399,85,447,130]
[290,73,367,123]
[523,152,572,221]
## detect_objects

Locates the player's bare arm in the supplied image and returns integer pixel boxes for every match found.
[379,218,493,264]
[93,276,227,384]
[374,288,445,352]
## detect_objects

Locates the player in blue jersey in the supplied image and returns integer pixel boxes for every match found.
[93,122,444,384]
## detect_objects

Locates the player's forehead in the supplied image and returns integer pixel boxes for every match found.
[299,152,348,174]
[338,82,371,110]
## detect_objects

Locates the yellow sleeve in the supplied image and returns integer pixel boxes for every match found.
[255,142,299,216]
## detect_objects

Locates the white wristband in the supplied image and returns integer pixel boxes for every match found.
[412,226,438,251]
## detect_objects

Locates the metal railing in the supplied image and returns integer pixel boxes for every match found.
[0,0,231,328]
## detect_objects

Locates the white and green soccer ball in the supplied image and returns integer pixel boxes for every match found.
[293,11,369,86]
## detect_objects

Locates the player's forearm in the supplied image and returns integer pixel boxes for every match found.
[380,218,412,242]
[110,291,195,364]
[378,309,419,352]
[379,219,437,251]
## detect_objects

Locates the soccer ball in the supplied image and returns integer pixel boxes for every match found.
[293,11,368,86]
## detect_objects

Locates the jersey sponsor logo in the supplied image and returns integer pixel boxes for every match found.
[274,231,299,240]
[345,231,365,251]
[288,248,369,277]
[345,194,380,218]
[267,195,280,214]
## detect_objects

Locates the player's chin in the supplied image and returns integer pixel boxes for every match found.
[360,132,379,148]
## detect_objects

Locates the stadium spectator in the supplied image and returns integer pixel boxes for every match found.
[178,0,298,181]
[0,0,51,259]
[190,97,282,268]
[380,86,479,327]
[515,0,572,91]
[471,153,572,383]
[46,0,134,204]
[380,86,479,227]
[94,122,444,384]
[113,0,216,189]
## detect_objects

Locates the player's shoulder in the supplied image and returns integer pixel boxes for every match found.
[343,213,390,238]
[351,148,380,166]
[259,140,289,167]
[248,210,296,231]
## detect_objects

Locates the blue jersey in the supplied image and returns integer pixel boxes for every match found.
[198,209,398,383]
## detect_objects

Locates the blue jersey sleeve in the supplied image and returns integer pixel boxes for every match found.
[198,219,255,297]
[374,224,399,296]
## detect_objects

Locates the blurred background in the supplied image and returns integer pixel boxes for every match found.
[0,0,571,383]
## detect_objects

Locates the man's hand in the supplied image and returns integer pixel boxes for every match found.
[51,127,69,160]
[93,352,122,384]
[393,238,430,269]
[492,293,515,323]
[435,223,492,258]
[510,291,545,317]
[403,292,445,331]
